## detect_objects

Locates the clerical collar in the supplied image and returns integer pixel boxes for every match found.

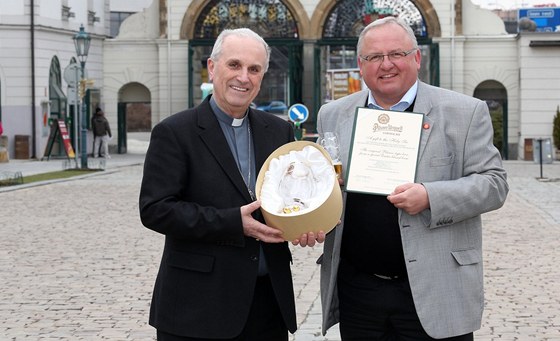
[210,97,248,127]
[232,118,244,127]
[367,80,418,111]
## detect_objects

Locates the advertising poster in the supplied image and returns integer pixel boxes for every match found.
[326,69,363,101]
[518,7,560,32]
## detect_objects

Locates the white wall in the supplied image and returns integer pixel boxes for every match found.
[40,0,64,19]
[517,33,560,158]
[463,0,507,35]
[0,0,24,16]
[169,0,190,40]
[115,0,159,39]
[463,36,521,154]
[110,0,154,12]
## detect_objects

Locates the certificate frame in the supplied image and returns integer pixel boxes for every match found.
[345,107,424,195]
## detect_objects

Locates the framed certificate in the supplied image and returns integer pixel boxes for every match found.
[345,107,424,195]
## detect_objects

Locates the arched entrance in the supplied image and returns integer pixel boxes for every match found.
[473,80,508,159]
[185,0,303,113]
[310,0,440,128]
[117,82,151,154]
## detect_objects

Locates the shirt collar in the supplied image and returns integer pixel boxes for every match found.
[210,96,247,127]
[368,80,418,112]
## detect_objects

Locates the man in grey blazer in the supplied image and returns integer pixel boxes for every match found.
[317,17,509,340]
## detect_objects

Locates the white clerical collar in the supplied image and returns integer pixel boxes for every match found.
[209,97,249,127]
[232,117,245,127]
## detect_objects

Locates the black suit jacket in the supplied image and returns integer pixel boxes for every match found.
[139,97,297,338]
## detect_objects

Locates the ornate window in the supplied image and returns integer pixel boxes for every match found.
[194,0,298,39]
[323,0,426,38]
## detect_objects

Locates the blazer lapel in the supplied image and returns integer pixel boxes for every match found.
[197,103,255,202]
[413,82,434,160]
[339,91,369,167]
[248,110,275,171]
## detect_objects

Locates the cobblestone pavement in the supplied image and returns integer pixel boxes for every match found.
[0,159,559,340]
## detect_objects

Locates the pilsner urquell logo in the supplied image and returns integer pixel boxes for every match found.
[372,113,403,133]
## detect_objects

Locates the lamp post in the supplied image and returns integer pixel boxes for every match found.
[73,24,91,169]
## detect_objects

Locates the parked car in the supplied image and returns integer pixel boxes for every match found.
[256,101,288,114]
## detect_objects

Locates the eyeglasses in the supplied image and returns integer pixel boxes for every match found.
[359,48,417,63]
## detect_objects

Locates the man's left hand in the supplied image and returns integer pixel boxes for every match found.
[387,183,430,215]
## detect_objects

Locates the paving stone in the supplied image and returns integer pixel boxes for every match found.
[0,159,559,340]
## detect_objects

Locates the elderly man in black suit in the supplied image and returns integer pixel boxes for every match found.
[139,28,322,341]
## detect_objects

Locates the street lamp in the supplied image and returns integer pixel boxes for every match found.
[73,24,91,169]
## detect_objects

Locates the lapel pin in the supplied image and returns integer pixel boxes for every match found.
[423,123,430,130]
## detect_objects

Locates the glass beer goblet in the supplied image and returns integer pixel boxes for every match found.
[320,132,343,179]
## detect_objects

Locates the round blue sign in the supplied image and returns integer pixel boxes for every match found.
[288,104,309,123]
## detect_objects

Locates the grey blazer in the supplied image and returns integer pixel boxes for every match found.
[317,81,509,338]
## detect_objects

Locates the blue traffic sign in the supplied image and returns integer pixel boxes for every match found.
[288,103,309,123]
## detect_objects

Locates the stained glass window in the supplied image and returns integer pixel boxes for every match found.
[194,0,298,39]
[323,0,426,38]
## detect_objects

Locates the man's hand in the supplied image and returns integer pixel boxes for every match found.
[387,183,430,215]
[241,201,284,243]
[292,231,326,247]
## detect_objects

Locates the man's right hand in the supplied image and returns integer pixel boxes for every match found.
[241,201,285,243]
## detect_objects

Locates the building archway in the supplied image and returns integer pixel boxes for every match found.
[473,80,508,159]
[310,0,441,123]
[184,0,304,110]
[180,0,311,40]
[117,82,151,154]
[310,0,441,39]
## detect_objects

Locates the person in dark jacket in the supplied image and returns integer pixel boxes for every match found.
[91,108,112,158]
[139,28,323,341]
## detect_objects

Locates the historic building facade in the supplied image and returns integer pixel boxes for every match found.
[1,0,559,160]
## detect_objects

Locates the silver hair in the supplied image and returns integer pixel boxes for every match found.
[357,16,418,54]
[210,28,271,72]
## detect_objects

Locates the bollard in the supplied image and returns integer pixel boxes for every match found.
[294,122,303,141]
[538,138,544,179]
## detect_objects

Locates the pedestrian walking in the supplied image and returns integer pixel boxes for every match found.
[91,108,112,158]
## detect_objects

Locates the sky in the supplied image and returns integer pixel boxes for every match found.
[470,0,558,10]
